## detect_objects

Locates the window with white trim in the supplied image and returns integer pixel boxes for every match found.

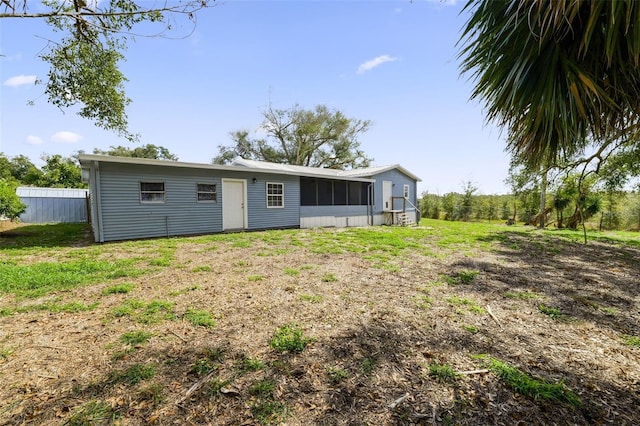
[403,184,410,199]
[140,182,165,203]
[197,183,217,202]
[266,182,284,208]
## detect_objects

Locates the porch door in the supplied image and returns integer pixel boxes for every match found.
[382,180,393,211]
[222,179,246,230]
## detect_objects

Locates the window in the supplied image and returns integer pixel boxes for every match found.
[334,181,347,205]
[140,182,165,203]
[403,184,410,199]
[300,177,317,206]
[317,179,333,205]
[266,182,284,208]
[197,183,217,202]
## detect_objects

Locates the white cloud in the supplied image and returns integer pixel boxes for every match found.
[51,131,82,144]
[3,74,37,87]
[357,55,398,74]
[26,135,43,145]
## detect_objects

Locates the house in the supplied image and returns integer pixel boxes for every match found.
[16,186,89,224]
[78,154,421,242]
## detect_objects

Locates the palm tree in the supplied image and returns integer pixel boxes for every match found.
[458,0,640,167]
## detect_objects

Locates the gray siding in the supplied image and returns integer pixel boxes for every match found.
[246,174,300,230]
[19,197,88,223]
[371,169,418,215]
[98,163,222,241]
[96,163,300,242]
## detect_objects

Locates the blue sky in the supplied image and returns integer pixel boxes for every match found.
[1,0,511,194]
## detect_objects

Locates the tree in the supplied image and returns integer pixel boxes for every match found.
[93,144,178,161]
[38,154,83,188]
[214,104,373,170]
[8,155,42,185]
[0,180,26,220]
[459,1,640,167]
[458,180,477,221]
[1,0,214,141]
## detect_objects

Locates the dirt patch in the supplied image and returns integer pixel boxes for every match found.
[0,227,639,425]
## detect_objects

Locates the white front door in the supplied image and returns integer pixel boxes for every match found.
[382,180,393,211]
[222,179,246,230]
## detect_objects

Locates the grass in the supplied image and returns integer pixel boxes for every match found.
[120,331,152,346]
[284,267,299,276]
[300,294,323,303]
[429,361,460,383]
[359,357,378,376]
[249,379,275,397]
[462,324,479,334]
[623,335,640,348]
[484,356,581,407]
[445,295,485,313]
[236,357,265,373]
[110,363,156,385]
[321,272,338,282]
[251,400,288,425]
[184,308,216,328]
[0,300,99,317]
[0,259,143,298]
[0,346,14,360]
[442,270,479,285]
[269,324,313,353]
[538,304,565,320]
[326,366,349,384]
[112,299,176,324]
[0,223,89,249]
[248,274,264,282]
[102,283,134,295]
[66,400,119,426]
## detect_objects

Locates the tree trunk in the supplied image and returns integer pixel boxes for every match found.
[538,168,547,229]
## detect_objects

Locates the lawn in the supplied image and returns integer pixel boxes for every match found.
[0,219,639,425]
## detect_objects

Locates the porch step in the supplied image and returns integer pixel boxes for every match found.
[396,213,416,226]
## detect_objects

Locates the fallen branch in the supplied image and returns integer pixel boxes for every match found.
[388,392,409,409]
[486,305,502,329]
[177,370,217,406]
[457,369,490,375]
[169,330,187,343]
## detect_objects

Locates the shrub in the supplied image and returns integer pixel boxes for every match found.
[0,180,26,220]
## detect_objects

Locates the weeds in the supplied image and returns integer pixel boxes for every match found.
[250,379,275,397]
[120,330,152,346]
[321,273,338,283]
[184,308,216,328]
[102,283,134,295]
[484,356,581,407]
[284,267,299,277]
[251,400,288,425]
[300,294,323,303]
[442,270,479,285]
[623,335,640,347]
[110,363,156,385]
[269,324,313,353]
[66,400,118,425]
[538,305,565,320]
[327,367,349,384]
[236,356,265,373]
[504,291,540,300]
[429,361,460,383]
[112,299,176,324]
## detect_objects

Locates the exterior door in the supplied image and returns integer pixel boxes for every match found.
[222,179,246,230]
[382,180,393,211]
